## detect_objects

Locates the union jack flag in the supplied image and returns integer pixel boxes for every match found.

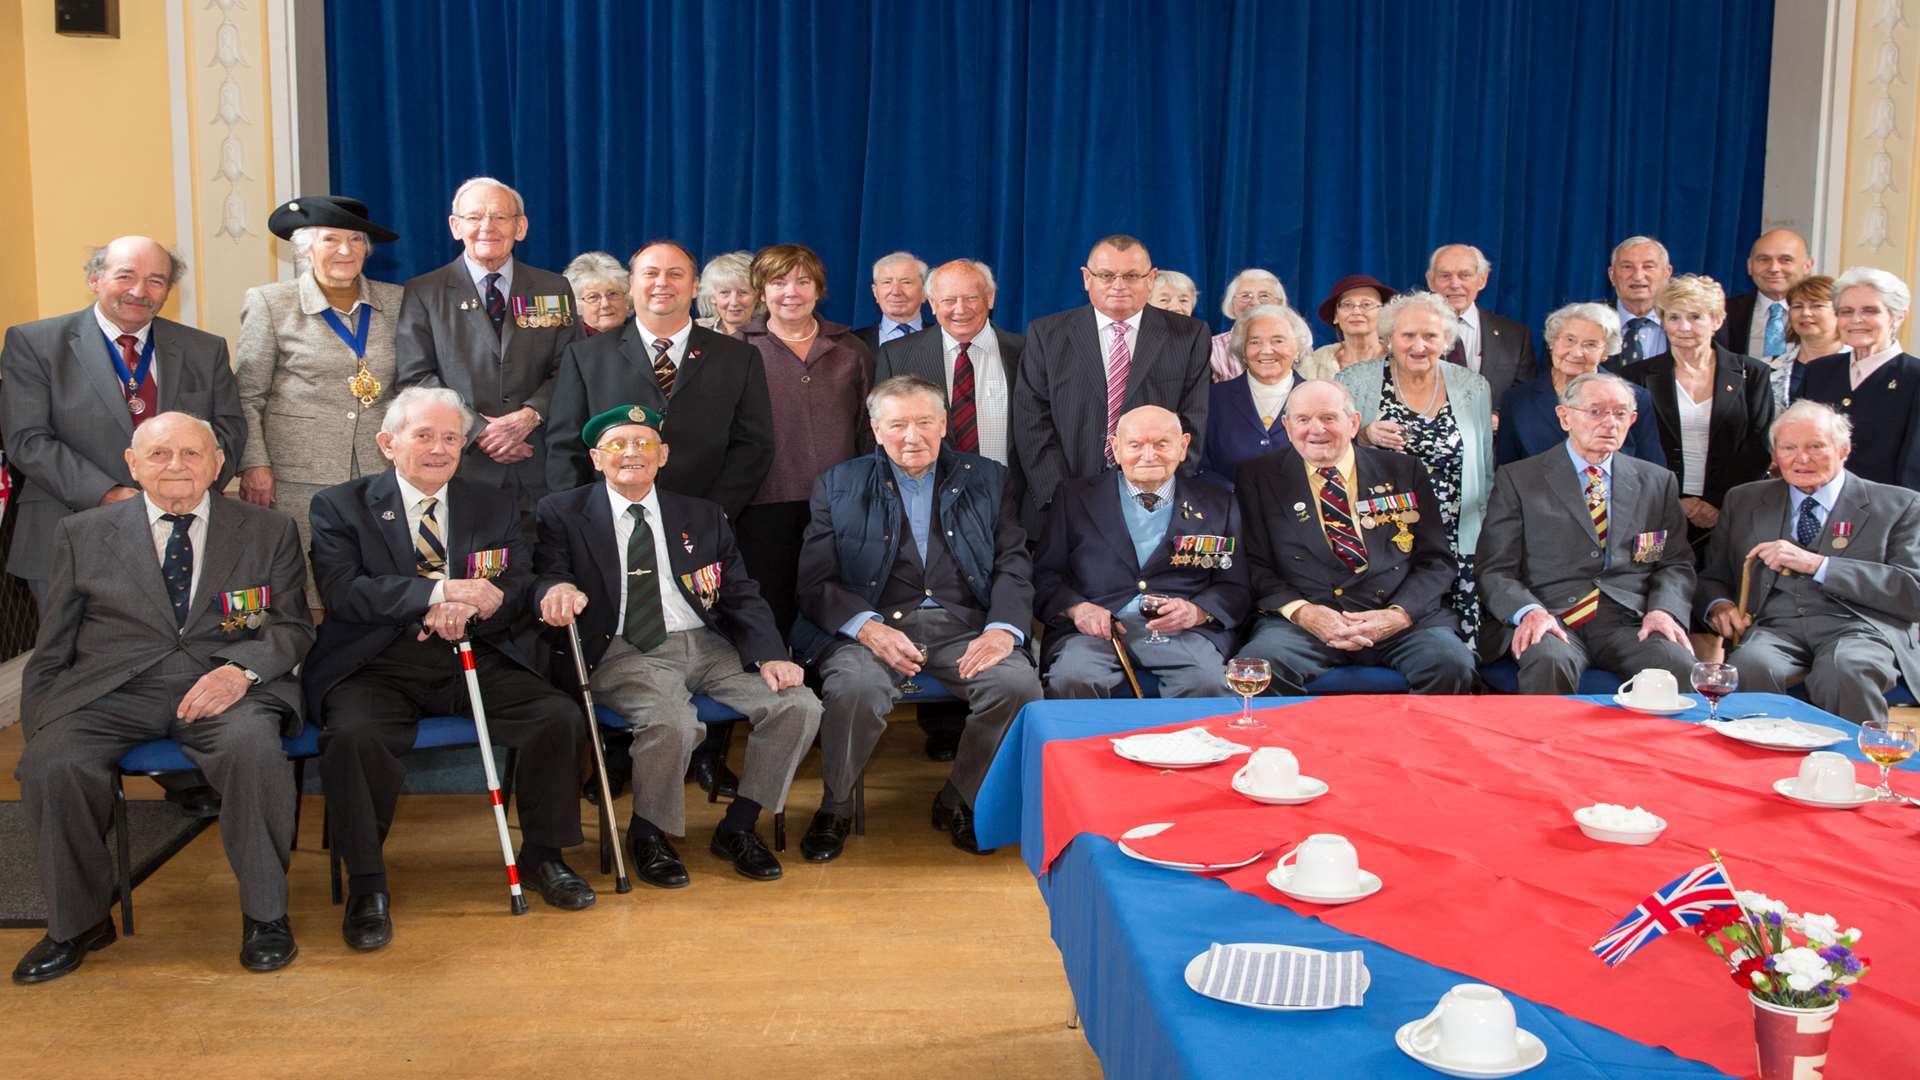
[1591,863,1737,967]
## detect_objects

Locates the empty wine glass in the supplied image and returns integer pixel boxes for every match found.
[1690,662,1738,723]
[898,642,929,694]
[1858,718,1918,802]
[1139,594,1173,645]
[1225,658,1271,731]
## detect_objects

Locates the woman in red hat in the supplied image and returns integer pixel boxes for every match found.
[1299,274,1396,381]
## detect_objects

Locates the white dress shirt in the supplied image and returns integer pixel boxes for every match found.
[395,473,450,605]
[607,483,703,634]
[1456,305,1483,373]
[1093,309,1144,364]
[144,492,211,608]
[94,305,158,392]
[943,328,1010,465]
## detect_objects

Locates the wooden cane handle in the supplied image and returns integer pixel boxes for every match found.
[1732,556,1754,646]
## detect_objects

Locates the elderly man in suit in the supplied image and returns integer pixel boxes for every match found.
[874,259,1025,470]
[1716,229,1814,359]
[0,236,244,611]
[853,251,931,352]
[1037,405,1249,697]
[12,413,312,984]
[1235,381,1477,694]
[793,376,1041,861]
[308,388,591,953]
[1013,235,1212,531]
[1700,401,1920,725]
[1426,244,1535,406]
[395,177,582,513]
[1605,236,1674,367]
[536,405,820,887]
[1478,372,1697,693]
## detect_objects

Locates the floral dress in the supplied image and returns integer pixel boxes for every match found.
[1378,365,1478,638]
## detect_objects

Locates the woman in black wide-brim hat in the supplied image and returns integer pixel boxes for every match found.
[234,196,403,610]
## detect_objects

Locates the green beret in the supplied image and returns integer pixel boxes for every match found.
[582,403,665,450]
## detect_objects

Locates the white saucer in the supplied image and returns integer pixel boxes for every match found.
[1611,692,1694,715]
[1266,864,1382,904]
[1231,767,1330,805]
[1708,716,1850,752]
[1394,1020,1548,1078]
[1111,739,1235,769]
[1182,943,1371,1011]
[1117,822,1268,871]
[1772,777,1877,810]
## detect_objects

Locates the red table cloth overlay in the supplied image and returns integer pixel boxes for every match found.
[1038,695,1920,1077]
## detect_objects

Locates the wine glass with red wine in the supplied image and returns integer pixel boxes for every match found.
[1139,595,1173,645]
[1690,661,1738,723]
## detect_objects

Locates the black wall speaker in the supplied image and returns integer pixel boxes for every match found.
[55,0,120,39]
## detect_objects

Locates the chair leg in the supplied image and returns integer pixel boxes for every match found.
[853,776,866,837]
[706,720,738,805]
[290,759,305,851]
[774,811,786,852]
[112,774,135,936]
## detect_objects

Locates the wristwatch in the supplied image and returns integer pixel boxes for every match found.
[225,662,261,685]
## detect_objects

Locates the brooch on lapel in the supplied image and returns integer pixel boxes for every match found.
[1293,501,1311,523]
[686,349,701,364]
[459,298,478,311]
[681,531,695,554]
[218,585,271,633]
[1179,500,1203,521]
[381,510,396,521]
[1832,522,1853,550]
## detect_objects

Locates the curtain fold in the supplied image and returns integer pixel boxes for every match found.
[327,0,1774,339]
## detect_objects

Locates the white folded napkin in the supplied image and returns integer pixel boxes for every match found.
[1111,727,1252,763]
[1714,717,1840,748]
[1196,943,1368,1008]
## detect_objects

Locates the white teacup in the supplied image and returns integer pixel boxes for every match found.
[1244,747,1301,794]
[1277,833,1359,895]
[1408,983,1520,1066]
[1618,668,1681,707]
[1796,751,1858,801]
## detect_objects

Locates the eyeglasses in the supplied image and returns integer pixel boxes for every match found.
[577,291,622,306]
[1087,270,1152,285]
[1553,335,1606,354]
[1234,291,1280,304]
[1336,300,1382,314]
[1571,406,1635,423]
[455,212,521,227]
[596,436,660,454]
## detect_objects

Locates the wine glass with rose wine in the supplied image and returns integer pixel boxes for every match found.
[1225,658,1271,731]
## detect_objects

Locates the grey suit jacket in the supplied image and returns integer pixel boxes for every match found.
[1477,308,1537,406]
[0,307,245,581]
[21,495,313,739]
[1476,446,1694,658]
[1012,304,1211,526]
[393,256,582,495]
[235,273,403,485]
[1697,472,1920,688]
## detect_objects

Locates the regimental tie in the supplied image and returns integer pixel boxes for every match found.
[1316,467,1368,573]
[623,504,668,653]
[950,341,979,453]
[414,496,448,579]
[1621,317,1651,365]
[1103,321,1131,465]
[651,337,676,397]
[1136,491,1162,512]
[482,272,507,338]
[1562,466,1609,627]
[1795,496,1822,548]
[160,512,194,628]
[117,334,158,423]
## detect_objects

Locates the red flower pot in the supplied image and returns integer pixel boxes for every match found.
[1750,993,1839,1079]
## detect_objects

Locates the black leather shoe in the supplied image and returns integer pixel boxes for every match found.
[11,917,115,985]
[167,784,222,820]
[799,810,852,863]
[688,753,740,799]
[923,730,960,762]
[342,892,392,952]
[933,796,995,856]
[240,915,297,972]
[525,859,597,910]
[710,827,782,881]
[630,832,689,889]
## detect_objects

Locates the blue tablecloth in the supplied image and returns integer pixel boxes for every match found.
[979,693,1895,1080]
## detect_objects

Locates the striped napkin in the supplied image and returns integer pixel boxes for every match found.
[1195,943,1367,1008]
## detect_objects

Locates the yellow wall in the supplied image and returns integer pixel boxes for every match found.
[17,0,181,321]
[1834,3,1915,347]
[0,1,38,330]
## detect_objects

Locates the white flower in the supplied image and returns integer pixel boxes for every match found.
[1795,913,1841,946]
[1773,947,1834,993]
[1846,927,1863,944]
[1728,946,1753,965]
[1738,891,1788,917]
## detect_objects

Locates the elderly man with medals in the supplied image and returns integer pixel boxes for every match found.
[1233,380,1477,694]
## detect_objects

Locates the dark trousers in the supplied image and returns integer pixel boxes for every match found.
[1514,597,1695,694]
[318,635,583,881]
[1239,618,1476,695]
[734,500,809,642]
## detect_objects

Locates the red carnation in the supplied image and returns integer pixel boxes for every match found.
[1731,956,1768,989]
[1696,906,1743,935]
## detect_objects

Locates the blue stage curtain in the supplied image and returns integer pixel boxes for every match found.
[326,0,1774,339]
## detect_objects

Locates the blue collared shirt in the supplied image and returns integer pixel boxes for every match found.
[1116,473,1175,616]
[1512,443,1616,626]
[465,253,515,299]
[1615,301,1667,358]
[1787,472,1844,583]
[879,315,924,342]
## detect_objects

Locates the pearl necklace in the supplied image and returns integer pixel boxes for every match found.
[770,319,820,344]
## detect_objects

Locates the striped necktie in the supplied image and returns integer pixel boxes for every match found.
[950,341,979,453]
[1103,321,1131,464]
[1316,467,1368,573]
[623,504,668,653]
[415,496,447,579]
[652,337,676,397]
[1562,467,1608,627]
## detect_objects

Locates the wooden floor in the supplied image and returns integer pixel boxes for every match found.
[0,715,1100,1079]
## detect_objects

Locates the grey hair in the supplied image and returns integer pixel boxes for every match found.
[1286,378,1362,418]
[1831,266,1912,320]
[1228,303,1313,364]
[84,240,188,286]
[1610,234,1670,267]
[866,375,947,417]
[1543,302,1624,357]
[925,259,998,302]
[288,225,371,276]
[1154,269,1197,299]
[1426,243,1490,278]
[382,386,476,437]
[1219,268,1286,319]
[871,250,929,283]
[696,251,755,320]
[449,176,525,217]
[1559,371,1637,409]
[563,250,628,294]
[1377,290,1460,352]
[1768,398,1854,451]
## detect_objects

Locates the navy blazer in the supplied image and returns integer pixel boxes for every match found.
[1493,374,1667,469]
[1799,350,1920,491]
[1197,373,1291,490]
[1034,473,1250,659]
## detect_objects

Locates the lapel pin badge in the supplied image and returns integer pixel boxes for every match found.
[381,510,396,521]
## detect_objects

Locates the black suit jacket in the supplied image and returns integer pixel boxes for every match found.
[1799,351,1920,491]
[872,323,1027,495]
[545,322,774,517]
[1034,473,1250,658]
[1715,291,1760,354]
[1476,308,1537,405]
[853,310,933,354]
[1237,446,1458,632]
[304,471,542,714]
[1615,344,1777,508]
[532,482,785,670]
